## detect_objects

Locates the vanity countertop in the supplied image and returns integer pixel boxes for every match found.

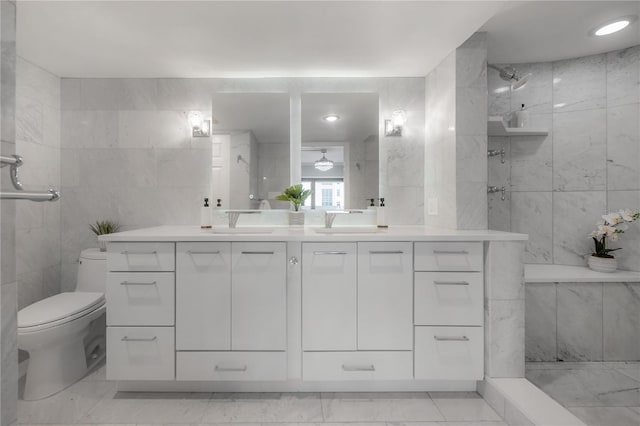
[100,225,528,242]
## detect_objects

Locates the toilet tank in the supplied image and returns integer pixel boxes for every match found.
[76,248,107,292]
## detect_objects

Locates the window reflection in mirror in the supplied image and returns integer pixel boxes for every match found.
[210,93,290,210]
[301,93,378,210]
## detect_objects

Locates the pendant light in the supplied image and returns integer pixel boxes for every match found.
[314,149,334,172]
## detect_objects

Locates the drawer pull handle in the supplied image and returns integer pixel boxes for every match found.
[433,281,470,286]
[187,250,221,255]
[120,281,157,286]
[121,250,158,255]
[121,336,157,342]
[215,365,247,372]
[433,335,469,342]
[433,250,469,255]
[314,251,348,255]
[342,364,376,372]
[241,251,274,255]
[369,250,403,254]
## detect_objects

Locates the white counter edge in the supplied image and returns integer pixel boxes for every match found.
[99,225,529,242]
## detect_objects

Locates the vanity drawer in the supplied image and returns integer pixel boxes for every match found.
[106,272,175,326]
[106,326,175,381]
[107,242,175,272]
[414,326,483,380]
[303,351,413,381]
[414,242,483,271]
[414,272,483,326]
[176,351,287,381]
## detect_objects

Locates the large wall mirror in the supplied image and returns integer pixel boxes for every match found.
[210,93,290,209]
[301,93,379,210]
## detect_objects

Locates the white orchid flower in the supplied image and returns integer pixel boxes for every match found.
[602,213,622,225]
[619,209,635,222]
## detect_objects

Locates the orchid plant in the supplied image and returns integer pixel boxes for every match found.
[590,209,640,258]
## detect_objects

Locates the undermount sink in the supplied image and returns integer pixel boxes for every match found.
[210,227,275,234]
[314,227,381,234]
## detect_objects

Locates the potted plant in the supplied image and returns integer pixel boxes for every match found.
[90,220,121,251]
[275,184,312,226]
[588,209,639,272]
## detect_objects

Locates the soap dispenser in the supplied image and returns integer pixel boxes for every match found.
[514,104,529,128]
[377,198,388,228]
[200,198,212,229]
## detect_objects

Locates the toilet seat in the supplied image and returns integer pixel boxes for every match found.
[18,292,105,333]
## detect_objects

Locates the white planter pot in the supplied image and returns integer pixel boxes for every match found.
[588,255,617,273]
[289,211,305,227]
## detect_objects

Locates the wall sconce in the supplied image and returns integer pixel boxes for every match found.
[384,110,407,137]
[188,111,211,138]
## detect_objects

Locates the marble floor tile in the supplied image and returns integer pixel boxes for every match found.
[526,367,640,407]
[618,368,640,382]
[79,391,212,424]
[568,406,640,426]
[17,379,115,424]
[430,397,501,422]
[201,393,324,423]
[320,392,445,423]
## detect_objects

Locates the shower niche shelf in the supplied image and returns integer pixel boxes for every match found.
[488,116,548,137]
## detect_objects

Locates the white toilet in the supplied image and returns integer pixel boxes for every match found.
[18,248,107,400]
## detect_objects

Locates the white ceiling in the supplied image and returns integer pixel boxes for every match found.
[482,1,640,64]
[211,93,290,143]
[16,1,505,78]
[302,93,378,144]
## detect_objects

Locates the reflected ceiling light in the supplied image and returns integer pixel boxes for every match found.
[323,114,340,122]
[314,149,334,172]
[591,15,637,36]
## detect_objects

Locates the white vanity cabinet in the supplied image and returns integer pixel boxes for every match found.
[302,242,414,381]
[302,242,357,351]
[413,242,484,381]
[174,241,288,381]
[106,242,176,381]
[175,242,231,350]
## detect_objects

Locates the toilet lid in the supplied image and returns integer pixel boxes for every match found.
[18,292,105,329]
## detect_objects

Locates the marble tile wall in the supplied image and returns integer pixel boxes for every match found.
[15,57,61,310]
[1,1,18,424]
[60,77,425,288]
[525,282,640,362]
[425,32,488,230]
[487,45,640,271]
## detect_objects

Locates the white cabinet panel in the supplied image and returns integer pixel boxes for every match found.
[231,242,287,351]
[176,242,231,350]
[177,351,287,381]
[107,327,175,381]
[106,272,174,326]
[414,326,483,380]
[414,242,483,272]
[303,351,413,381]
[414,272,483,326]
[107,242,175,272]
[358,242,413,350]
[302,242,357,351]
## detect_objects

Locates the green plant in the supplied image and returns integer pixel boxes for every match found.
[275,184,312,211]
[89,220,121,236]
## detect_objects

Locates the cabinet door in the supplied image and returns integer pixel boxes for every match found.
[357,242,413,350]
[176,242,231,350]
[231,242,286,351]
[302,242,357,351]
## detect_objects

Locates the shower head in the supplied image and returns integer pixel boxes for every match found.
[488,64,531,91]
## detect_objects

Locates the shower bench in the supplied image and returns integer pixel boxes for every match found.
[524,264,640,363]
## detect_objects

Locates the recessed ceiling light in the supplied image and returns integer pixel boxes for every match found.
[323,114,340,122]
[590,15,637,37]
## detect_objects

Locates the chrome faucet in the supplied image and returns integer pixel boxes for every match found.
[226,210,261,228]
[324,210,364,228]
